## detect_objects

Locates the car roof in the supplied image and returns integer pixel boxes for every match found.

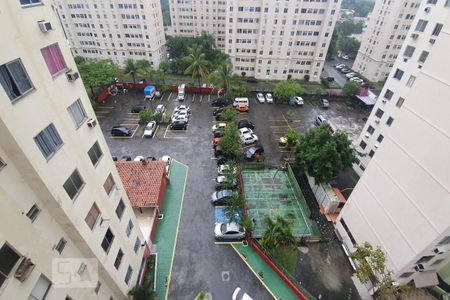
[226,222,241,231]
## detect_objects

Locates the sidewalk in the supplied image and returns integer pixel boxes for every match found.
[153,160,188,300]
[232,243,304,300]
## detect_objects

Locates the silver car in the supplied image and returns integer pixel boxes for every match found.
[211,190,237,205]
[144,121,157,138]
[256,93,265,103]
[214,222,245,240]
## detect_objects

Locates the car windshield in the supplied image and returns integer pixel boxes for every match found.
[146,124,153,130]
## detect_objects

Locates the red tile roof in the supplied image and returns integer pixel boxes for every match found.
[115,161,165,208]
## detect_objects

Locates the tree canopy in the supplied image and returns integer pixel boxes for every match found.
[336,19,364,36]
[183,45,210,87]
[262,216,296,253]
[295,124,357,183]
[218,123,240,158]
[76,58,121,97]
[337,36,360,56]
[342,81,361,98]
[273,80,305,103]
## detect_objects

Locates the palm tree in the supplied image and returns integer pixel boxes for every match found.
[261,216,296,253]
[124,59,138,83]
[183,45,210,87]
[135,60,151,81]
[217,62,233,90]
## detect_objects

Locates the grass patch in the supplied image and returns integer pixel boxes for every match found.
[273,246,299,274]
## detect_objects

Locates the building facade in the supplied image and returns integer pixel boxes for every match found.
[54,0,166,67]
[169,0,341,81]
[352,0,420,82]
[0,1,146,299]
[337,0,450,288]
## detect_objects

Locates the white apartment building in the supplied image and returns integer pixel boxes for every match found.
[54,0,166,67]
[337,0,450,289]
[169,0,341,81]
[352,0,420,82]
[0,1,146,299]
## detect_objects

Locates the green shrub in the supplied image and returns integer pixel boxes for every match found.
[139,108,153,124]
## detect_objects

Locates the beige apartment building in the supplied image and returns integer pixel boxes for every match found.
[0,1,146,299]
[169,0,341,81]
[352,0,420,82]
[54,0,166,67]
[337,0,450,289]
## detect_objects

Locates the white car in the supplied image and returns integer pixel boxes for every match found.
[175,105,190,113]
[351,78,364,84]
[240,133,258,145]
[214,222,245,240]
[161,155,172,173]
[335,64,346,69]
[232,288,253,300]
[350,77,362,82]
[172,110,189,119]
[217,164,237,176]
[256,93,265,103]
[155,104,165,114]
[239,127,253,136]
[265,93,273,103]
[346,72,357,79]
[133,155,145,161]
[143,121,157,138]
[171,115,189,123]
[292,96,304,106]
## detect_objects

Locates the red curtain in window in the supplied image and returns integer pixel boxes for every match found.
[41,44,66,75]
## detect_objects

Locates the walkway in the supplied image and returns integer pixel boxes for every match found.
[153,160,188,300]
[232,243,306,300]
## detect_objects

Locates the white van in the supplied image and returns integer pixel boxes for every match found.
[233,97,249,107]
[177,84,186,101]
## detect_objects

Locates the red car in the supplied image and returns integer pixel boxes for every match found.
[213,137,222,147]
[235,104,249,112]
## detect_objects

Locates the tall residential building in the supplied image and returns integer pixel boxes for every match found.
[54,0,166,67]
[169,0,341,81]
[0,1,146,299]
[352,0,420,82]
[336,0,450,289]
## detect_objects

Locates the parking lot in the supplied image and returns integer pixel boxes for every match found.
[97,89,368,299]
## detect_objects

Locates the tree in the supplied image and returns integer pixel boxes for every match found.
[240,216,253,239]
[273,80,305,103]
[338,36,360,56]
[343,81,361,98]
[261,216,296,253]
[304,75,310,82]
[208,62,233,90]
[134,60,151,80]
[326,31,340,60]
[139,108,153,124]
[124,59,138,83]
[183,45,210,87]
[336,19,363,36]
[341,0,375,17]
[226,79,250,99]
[225,193,245,223]
[76,59,121,97]
[218,123,240,158]
[219,106,238,122]
[284,128,299,149]
[295,124,357,183]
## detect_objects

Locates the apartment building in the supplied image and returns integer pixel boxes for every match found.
[0,1,146,299]
[169,0,341,81]
[336,0,450,288]
[54,0,166,67]
[352,0,420,82]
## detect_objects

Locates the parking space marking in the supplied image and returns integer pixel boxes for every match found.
[199,95,203,103]
[192,94,196,102]
[210,157,217,160]
[163,126,189,139]
[208,94,211,102]
[214,241,243,245]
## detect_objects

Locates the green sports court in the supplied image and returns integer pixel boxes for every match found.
[241,164,320,238]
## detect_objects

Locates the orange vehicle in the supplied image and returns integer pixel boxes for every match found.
[235,104,249,112]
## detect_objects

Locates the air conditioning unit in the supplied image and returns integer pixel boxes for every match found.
[87,118,97,128]
[403,58,408,63]
[374,144,379,149]
[38,21,52,33]
[364,133,370,138]
[382,99,387,103]
[14,258,35,282]
[66,70,79,81]
[424,7,431,13]
[434,245,448,254]
[375,119,380,124]
[411,33,419,39]
[429,38,436,44]
[414,264,425,272]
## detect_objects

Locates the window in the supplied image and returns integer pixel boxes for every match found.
[339,218,356,244]
[431,23,443,36]
[124,266,133,284]
[377,134,384,143]
[55,238,67,254]
[63,170,84,200]
[437,236,450,246]
[101,228,115,253]
[88,142,103,166]
[34,124,63,159]
[393,69,404,80]
[126,220,133,237]
[85,203,100,230]
[26,204,41,222]
[134,237,140,254]
[369,150,375,158]
[67,99,87,128]
[418,51,429,63]
[399,272,414,278]
[115,199,125,219]
[94,281,101,294]
[396,97,405,108]
[0,59,33,101]
[415,19,428,32]
[28,275,51,300]
[114,249,124,269]
[375,108,384,118]
[427,0,437,3]
[359,141,367,149]
[403,45,415,57]
[41,43,67,75]
[20,0,42,5]
[367,125,375,134]
[0,243,21,288]
[416,255,434,264]
[386,117,394,126]
[384,89,394,100]
[103,174,115,195]
[406,75,416,87]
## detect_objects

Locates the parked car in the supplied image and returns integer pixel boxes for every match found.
[335,64,346,69]
[215,176,238,190]
[171,115,189,123]
[265,93,273,103]
[246,77,258,83]
[315,115,328,126]
[155,90,162,99]
[172,110,189,120]
[240,133,258,145]
[215,113,223,121]
[146,156,156,161]
[155,104,165,114]
[216,154,235,165]
[214,222,245,240]
[321,99,329,108]
[213,107,224,116]
[143,121,157,138]
[256,93,265,103]
[232,288,253,300]
[131,104,146,113]
[239,127,253,135]
[235,104,249,112]
[170,121,187,130]
[326,76,335,82]
[122,155,132,161]
[244,145,264,160]
[212,123,227,132]
[213,129,224,138]
[111,126,131,136]
[175,105,191,113]
[211,98,229,107]
[212,137,222,147]
[237,119,255,129]
[211,190,237,205]
[352,78,364,84]
[289,96,304,106]
[218,164,237,176]
[134,155,145,161]
[340,68,351,74]
[161,155,172,173]
[346,72,357,79]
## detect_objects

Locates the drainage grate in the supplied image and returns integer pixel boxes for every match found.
[221,271,230,282]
